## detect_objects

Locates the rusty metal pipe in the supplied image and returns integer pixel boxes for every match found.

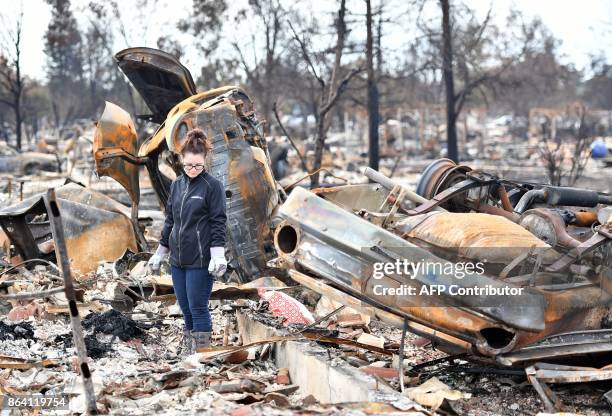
[516,187,612,215]
[497,184,513,212]
[519,209,581,249]
[477,204,520,222]
[364,167,446,211]
[276,223,299,255]
[514,190,546,214]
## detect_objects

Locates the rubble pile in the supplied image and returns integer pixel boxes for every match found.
[0,263,433,414]
[1,218,611,414]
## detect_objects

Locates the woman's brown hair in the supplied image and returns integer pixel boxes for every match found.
[179,128,212,156]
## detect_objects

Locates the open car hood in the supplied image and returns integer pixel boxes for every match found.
[115,47,197,123]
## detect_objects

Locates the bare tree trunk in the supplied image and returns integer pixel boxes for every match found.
[263,8,281,132]
[15,101,22,150]
[14,34,22,151]
[312,115,326,185]
[52,101,60,132]
[0,11,25,150]
[375,3,383,73]
[310,0,348,188]
[440,0,458,162]
[366,0,379,172]
[288,0,359,188]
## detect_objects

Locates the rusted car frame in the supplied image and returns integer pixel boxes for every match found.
[273,186,610,360]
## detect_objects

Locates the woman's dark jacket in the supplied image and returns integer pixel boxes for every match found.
[159,171,227,269]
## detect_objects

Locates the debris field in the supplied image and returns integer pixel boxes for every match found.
[0,47,610,415]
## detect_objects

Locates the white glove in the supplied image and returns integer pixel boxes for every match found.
[208,247,227,277]
[147,244,169,272]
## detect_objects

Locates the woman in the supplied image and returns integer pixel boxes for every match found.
[147,128,227,354]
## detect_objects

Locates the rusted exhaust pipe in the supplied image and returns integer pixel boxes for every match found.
[476,327,518,356]
[274,221,300,256]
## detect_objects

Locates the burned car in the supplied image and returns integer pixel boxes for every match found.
[0,142,61,175]
[93,48,610,373]
[93,47,282,282]
[273,163,611,365]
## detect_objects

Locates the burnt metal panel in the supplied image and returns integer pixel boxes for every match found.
[115,47,197,123]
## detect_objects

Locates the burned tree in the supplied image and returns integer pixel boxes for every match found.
[44,0,86,129]
[288,0,361,187]
[538,104,594,186]
[178,0,227,57]
[178,0,234,93]
[365,0,380,171]
[440,0,457,162]
[421,1,539,160]
[232,0,286,129]
[0,9,25,150]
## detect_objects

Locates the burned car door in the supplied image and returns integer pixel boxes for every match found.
[93,102,141,206]
[114,47,197,124]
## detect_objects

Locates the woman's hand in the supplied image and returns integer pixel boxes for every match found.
[147,244,169,273]
[208,247,227,277]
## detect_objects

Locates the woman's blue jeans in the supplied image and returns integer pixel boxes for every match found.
[170,265,214,332]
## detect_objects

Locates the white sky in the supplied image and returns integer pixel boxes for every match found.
[0,0,610,82]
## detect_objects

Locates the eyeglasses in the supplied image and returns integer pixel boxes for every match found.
[182,163,205,171]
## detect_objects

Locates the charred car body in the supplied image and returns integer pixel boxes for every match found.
[274,164,611,367]
[0,143,61,175]
[92,48,610,372]
[93,48,282,282]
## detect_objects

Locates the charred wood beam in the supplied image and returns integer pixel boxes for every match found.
[43,189,98,415]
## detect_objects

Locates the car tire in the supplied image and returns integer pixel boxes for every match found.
[23,163,39,175]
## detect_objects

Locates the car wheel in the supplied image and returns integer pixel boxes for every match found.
[23,163,39,175]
